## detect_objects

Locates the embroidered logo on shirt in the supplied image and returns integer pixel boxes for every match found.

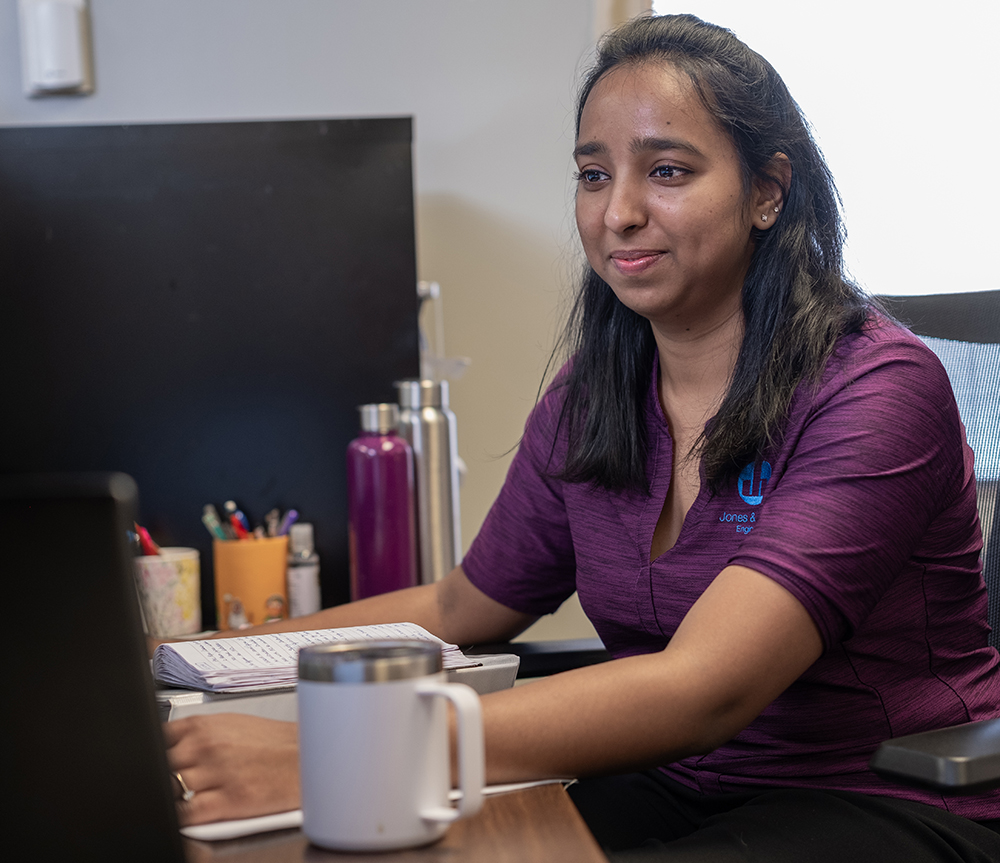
[737,460,771,505]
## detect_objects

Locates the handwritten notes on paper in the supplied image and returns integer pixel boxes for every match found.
[153,622,476,692]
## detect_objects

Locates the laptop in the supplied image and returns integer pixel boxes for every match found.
[3,472,186,862]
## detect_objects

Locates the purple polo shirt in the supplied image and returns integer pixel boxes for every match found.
[463,318,1000,819]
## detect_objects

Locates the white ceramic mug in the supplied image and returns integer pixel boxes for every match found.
[297,639,484,851]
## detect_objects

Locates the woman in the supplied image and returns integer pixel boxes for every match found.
[166,15,1000,859]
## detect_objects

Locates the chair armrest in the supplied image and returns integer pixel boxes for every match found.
[464,638,611,678]
[869,718,1000,790]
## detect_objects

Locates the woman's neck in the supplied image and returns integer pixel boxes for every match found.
[652,302,743,417]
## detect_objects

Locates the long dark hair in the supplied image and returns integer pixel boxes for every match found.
[553,13,869,494]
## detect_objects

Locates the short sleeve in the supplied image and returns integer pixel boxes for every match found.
[461,386,578,616]
[730,325,977,648]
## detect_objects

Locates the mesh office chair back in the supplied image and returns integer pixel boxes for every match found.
[878,291,1000,651]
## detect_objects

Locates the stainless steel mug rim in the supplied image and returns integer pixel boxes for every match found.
[298,639,443,683]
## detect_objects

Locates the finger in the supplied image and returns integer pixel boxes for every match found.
[176,787,234,827]
[161,716,195,748]
[164,736,208,777]
[177,785,295,828]
[169,765,231,817]
[166,763,210,800]
[170,770,196,803]
[165,739,202,773]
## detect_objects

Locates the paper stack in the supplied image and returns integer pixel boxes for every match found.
[154,622,478,693]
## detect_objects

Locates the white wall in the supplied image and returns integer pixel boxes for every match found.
[653,0,1000,297]
[0,0,601,640]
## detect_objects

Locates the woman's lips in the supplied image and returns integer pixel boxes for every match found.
[609,250,665,275]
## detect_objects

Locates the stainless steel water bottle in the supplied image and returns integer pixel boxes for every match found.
[394,379,462,584]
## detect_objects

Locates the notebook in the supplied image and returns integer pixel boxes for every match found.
[3,472,186,862]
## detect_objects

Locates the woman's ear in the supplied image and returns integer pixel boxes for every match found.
[753,152,792,230]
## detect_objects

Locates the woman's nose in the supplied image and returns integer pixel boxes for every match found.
[604,177,647,234]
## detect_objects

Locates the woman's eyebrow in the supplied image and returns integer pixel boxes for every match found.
[631,136,702,157]
[573,140,606,159]
[573,137,703,160]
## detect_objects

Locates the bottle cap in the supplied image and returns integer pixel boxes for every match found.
[394,379,449,409]
[289,522,314,556]
[358,403,399,435]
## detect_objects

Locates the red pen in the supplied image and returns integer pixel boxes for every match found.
[135,523,161,555]
[228,513,250,540]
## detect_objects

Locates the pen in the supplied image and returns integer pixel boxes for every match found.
[135,523,161,555]
[277,509,299,536]
[201,505,229,540]
[125,529,141,555]
[224,500,251,533]
[206,503,236,539]
[228,513,250,540]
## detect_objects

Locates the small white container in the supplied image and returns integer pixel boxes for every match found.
[287,522,321,617]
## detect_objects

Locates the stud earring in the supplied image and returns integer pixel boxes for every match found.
[774,206,780,213]
[761,214,768,222]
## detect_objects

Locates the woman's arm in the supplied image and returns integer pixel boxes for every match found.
[477,564,822,782]
[197,564,539,643]
[167,564,821,824]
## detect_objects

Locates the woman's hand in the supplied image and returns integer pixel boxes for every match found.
[163,714,300,826]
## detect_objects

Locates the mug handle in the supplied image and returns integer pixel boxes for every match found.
[414,680,484,823]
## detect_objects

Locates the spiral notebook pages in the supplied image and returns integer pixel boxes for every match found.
[153,622,479,692]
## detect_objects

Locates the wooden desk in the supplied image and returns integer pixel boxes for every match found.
[183,784,608,862]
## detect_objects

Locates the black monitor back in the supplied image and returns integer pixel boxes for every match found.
[0,118,420,620]
[2,473,185,862]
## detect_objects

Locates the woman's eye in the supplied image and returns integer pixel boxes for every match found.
[651,164,686,180]
[575,169,607,185]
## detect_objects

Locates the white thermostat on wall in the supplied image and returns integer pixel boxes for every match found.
[18,0,94,97]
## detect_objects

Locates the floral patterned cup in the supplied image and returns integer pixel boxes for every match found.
[134,547,201,636]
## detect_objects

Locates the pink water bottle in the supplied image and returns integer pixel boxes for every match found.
[346,403,419,600]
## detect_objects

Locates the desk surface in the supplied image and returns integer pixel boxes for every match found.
[183,783,608,863]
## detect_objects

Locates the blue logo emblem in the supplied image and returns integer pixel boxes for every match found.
[738,461,771,505]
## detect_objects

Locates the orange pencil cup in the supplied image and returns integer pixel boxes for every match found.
[213,536,289,629]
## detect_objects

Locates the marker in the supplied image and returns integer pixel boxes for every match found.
[135,523,161,556]
[228,513,250,540]
[277,509,299,536]
[125,529,141,554]
[265,508,280,537]
[206,503,236,539]
[201,505,228,540]
[224,500,251,533]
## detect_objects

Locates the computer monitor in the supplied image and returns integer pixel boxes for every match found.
[3,472,185,861]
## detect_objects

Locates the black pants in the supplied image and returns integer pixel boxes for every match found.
[568,771,1000,862]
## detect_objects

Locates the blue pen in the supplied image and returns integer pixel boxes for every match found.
[224,500,251,533]
[277,509,299,536]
